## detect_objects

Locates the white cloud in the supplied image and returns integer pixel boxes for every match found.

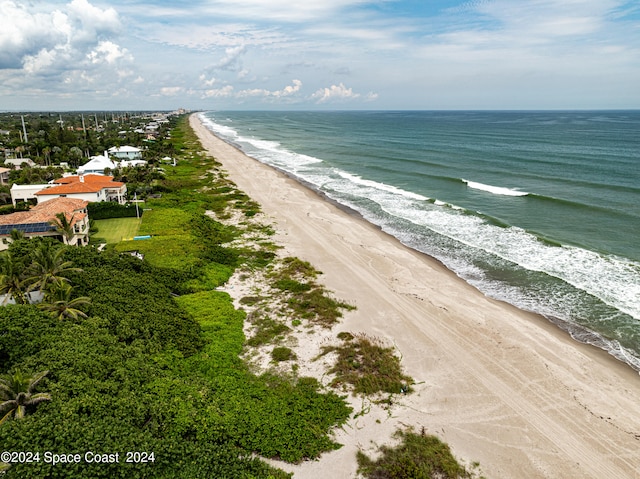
[160,86,184,96]
[1,0,639,110]
[311,83,360,103]
[211,45,246,71]
[225,79,303,98]
[23,48,59,74]
[66,0,121,41]
[88,41,131,65]
[198,0,371,22]
[0,1,68,68]
[201,79,303,102]
[203,85,235,98]
[0,0,125,72]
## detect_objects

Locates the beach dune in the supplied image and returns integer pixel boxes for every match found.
[191,114,640,479]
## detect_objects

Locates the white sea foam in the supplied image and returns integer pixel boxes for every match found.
[324,171,640,321]
[386,202,640,320]
[200,115,239,139]
[203,116,323,169]
[201,112,640,324]
[463,179,529,197]
[337,172,429,201]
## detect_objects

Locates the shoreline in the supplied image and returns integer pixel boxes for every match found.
[190,113,640,478]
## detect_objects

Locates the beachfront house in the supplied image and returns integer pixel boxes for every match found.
[35,175,127,205]
[0,197,90,250]
[108,146,143,161]
[77,152,117,175]
[10,183,53,206]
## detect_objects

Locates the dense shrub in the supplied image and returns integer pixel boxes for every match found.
[272,346,295,362]
[88,201,140,219]
[319,333,413,395]
[357,427,473,479]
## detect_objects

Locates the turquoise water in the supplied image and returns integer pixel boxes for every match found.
[200,111,640,370]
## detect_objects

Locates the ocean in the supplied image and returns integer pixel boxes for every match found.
[199,110,640,370]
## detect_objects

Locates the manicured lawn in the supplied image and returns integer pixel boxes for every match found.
[92,217,142,244]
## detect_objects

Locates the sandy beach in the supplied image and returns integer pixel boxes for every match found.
[190,114,640,479]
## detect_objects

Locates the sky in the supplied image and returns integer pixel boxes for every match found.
[1,0,639,111]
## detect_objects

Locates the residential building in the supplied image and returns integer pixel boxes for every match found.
[4,158,35,169]
[10,184,53,206]
[35,175,127,204]
[108,145,143,161]
[77,152,116,175]
[0,167,10,185]
[0,197,90,250]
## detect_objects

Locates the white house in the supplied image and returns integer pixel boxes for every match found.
[77,152,116,175]
[4,158,35,169]
[108,146,143,161]
[0,167,10,185]
[35,175,127,205]
[118,159,147,168]
[11,184,53,206]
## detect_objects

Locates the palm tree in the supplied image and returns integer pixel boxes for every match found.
[0,370,51,425]
[0,253,27,305]
[49,212,75,244]
[38,281,91,320]
[23,242,82,298]
[9,229,25,241]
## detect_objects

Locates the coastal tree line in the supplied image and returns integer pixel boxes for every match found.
[0,111,177,206]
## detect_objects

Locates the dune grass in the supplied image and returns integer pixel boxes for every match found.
[357,427,477,479]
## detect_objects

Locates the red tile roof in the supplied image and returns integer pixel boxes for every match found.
[54,175,116,184]
[0,197,88,228]
[37,175,124,195]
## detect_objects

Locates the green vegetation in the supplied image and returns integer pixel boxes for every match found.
[318,333,413,396]
[87,202,141,220]
[267,256,355,328]
[0,370,51,425]
[246,313,291,347]
[357,427,475,479]
[0,115,353,478]
[91,217,141,244]
[272,346,295,362]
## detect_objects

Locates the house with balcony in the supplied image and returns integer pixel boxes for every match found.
[35,175,127,205]
[77,152,116,175]
[108,145,143,161]
[0,197,90,250]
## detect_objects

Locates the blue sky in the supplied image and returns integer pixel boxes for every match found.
[1,0,639,110]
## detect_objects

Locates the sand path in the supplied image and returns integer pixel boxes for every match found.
[191,114,640,479]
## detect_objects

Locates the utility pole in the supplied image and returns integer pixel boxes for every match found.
[21,115,28,143]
